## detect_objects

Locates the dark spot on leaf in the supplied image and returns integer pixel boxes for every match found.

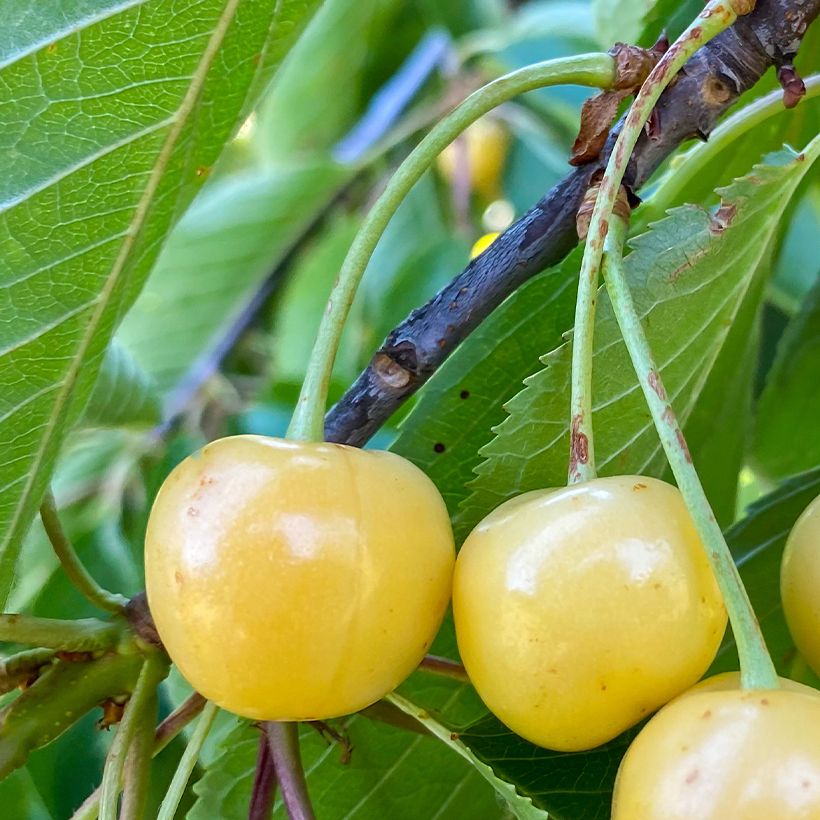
[433,443,446,454]
[459,390,470,399]
[709,202,736,233]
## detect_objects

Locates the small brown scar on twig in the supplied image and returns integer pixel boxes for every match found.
[569,414,589,477]
[373,352,412,389]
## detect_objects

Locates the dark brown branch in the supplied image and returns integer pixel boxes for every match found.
[324,0,819,447]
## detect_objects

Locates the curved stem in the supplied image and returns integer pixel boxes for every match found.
[567,0,741,482]
[600,213,777,690]
[0,613,120,651]
[286,52,617,442]
[418,654,469,682]
[70,691,208,820]
[156,701,219,820]
[642,73,820,224]
[266,722,315,820]
[40,490,127,614]
[120,680,159,820]
[249,733,278,820]
[99,655,168,820]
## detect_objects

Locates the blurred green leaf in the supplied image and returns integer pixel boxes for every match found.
[0,0,322,606]
[82,341,161,429]
[752,275,820,482]
[257,0,412,163]
[638,0,702,46]
[460,145,819,538]
[0,766,51,820]
[593,0,655,48]
[118,161,351,399]
[271,215,365,389]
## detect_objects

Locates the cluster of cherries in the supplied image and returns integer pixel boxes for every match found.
[145,435,820,818]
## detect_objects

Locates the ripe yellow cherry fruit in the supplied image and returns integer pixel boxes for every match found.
[612,677,820,819]
[470,232,500,260]
[145,435,455,721]
[437,118,509,200]
[781,493,820,675]
[453,475,727,751]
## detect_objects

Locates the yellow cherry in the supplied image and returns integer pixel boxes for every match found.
[437,118,509,200]
[470,232,500,259]
[453,475,726,751]
[612,678,820,819]
[145,435,455,721]
[781,493,820,675]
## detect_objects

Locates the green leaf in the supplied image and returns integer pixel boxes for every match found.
[459,716,637,820]
[638,0,702,46]
[390,249,581,515]
[0,766,52,820]
[752,276,820,482]
[387,693,547,820]
[189,714,502,820]
[271,214,365,390]
[593,0,655,48]
[665,249,768,527]
[459,144,819,539]
[81,340,161,428]
[118,161,351,397]
[0,0,321,604]
[257,0,411,163]
[712,467,820,678]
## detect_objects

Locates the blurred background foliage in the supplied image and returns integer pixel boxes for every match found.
[2,0,818,816]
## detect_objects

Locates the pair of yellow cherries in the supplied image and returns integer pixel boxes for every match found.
[145,436,820,818]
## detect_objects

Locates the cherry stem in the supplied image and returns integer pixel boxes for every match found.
[40,489,128,614]
[641,73,820,226]
[119,679,158,820]
[567,0,743,484]
[0,613,120,651]
[154,691,208,754]
[600,213,778,690]
[286,52,618,442]
[418,654,470,682]
[266,722,316,820]
[249,733,278,820]
[99,655,168,820]
[69,692,208,820]
[156,700,219,820]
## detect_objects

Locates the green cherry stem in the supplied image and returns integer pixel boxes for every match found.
[40,489,128,614]
[567,0,744,484]
[70,692,208,820]
[99,655,168,820]
[156,701,219,820]
[286,52,618,442]
[119,678,159,820]
[0,613,120,651]
[600,213,778,690]
[640,73,820,226]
